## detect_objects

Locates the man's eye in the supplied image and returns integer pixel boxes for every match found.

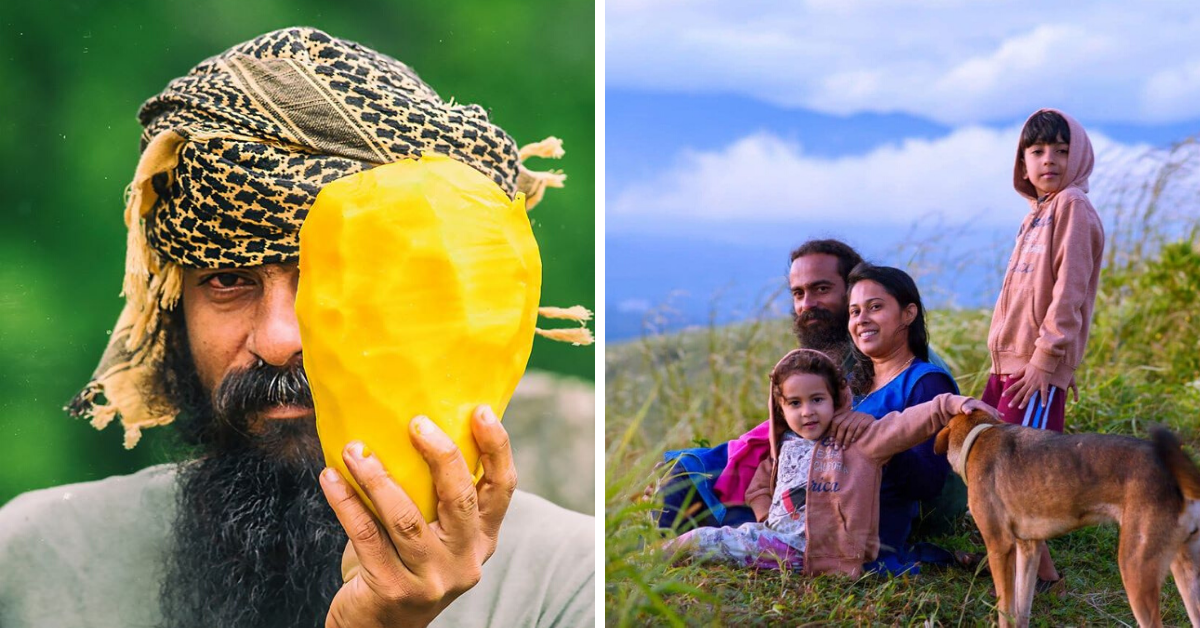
[203,273,248,289]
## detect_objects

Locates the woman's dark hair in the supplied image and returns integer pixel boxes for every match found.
[770,349,846,419]
[1019,110,1070,153]
[845,263,929,396]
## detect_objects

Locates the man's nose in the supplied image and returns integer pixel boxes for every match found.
[249,281,303,368]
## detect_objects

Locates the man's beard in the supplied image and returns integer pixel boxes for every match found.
[156,313,345,628]
[791,305,850,353]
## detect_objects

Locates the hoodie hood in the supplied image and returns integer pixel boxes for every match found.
[1013,108,1094,202]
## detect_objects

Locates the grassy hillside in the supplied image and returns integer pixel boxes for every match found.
[606,231,1200,625]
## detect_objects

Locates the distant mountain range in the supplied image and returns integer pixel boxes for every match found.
[606,227,1004,341]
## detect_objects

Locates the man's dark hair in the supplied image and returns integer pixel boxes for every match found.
[1019,110,1071,154]
[789,239,864,282]
[845,263,930,396]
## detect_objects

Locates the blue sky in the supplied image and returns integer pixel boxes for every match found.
[606,1,1200,340]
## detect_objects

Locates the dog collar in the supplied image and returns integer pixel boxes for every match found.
[954,423,995,483]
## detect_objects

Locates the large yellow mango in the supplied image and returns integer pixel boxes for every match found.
[295,153,541,522]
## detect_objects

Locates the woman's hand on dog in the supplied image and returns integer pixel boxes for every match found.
[960,398,1002,421]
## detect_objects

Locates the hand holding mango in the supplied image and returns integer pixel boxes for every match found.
[296,154,540,522]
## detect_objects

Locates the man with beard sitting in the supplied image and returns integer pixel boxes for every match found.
[0,28,593,628]
[785,239,866,372]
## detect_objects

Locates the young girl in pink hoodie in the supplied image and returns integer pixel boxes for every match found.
[667,349,996,575]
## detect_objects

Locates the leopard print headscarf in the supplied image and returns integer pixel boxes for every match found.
[69,27,588,448]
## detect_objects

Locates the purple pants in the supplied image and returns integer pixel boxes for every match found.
[981,374,1065,433]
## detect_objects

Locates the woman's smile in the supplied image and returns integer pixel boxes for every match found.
[849,280,916,359]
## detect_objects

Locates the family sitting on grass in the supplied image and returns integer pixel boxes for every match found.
[655,109,1105,591]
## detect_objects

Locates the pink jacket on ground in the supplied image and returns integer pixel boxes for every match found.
[711,420,771,506]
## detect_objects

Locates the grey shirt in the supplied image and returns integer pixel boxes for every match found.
[0,464,594,627]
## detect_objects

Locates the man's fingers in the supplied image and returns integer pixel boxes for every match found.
[320,464,402,579]
[472,405,517,545]
[341,441,435,575]
[340,541,362,584]
[409,416,479,551]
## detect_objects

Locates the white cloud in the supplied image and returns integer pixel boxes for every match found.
[607,2,1200,125]
[608,126,1168,235]
[1143,60,1200,122]
[616,298,652,313]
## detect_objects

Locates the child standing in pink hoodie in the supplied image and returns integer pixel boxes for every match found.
[982,108,1105,585]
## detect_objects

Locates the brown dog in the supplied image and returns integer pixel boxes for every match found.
[934,410,1200,627]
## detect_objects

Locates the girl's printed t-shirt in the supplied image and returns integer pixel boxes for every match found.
[682,432,815,569]
[767,432,814,531]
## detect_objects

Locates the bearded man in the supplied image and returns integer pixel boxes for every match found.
[787,238,864,369]
[0,28,592,628]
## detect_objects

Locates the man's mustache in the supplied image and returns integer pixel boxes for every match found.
[213,360,313,423]
[797,307,834,324]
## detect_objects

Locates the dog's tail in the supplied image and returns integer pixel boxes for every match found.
[1152,426,1200,501]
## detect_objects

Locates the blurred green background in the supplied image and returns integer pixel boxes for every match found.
[0,0,594,504]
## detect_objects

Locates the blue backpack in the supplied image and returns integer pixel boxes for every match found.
[654,443,756,531]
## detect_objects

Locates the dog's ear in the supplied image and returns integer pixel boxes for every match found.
[934,424,952,455]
